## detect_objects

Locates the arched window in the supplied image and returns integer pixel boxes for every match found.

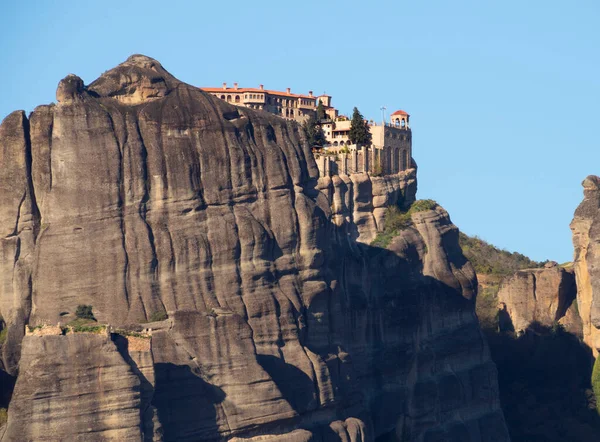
[226,95,232,102]
[400,149,407,170]
[394,118,400,126]
[235,95,240,103]
[221,95,226,100]
[340,140,345,146]
[401,119,406,127]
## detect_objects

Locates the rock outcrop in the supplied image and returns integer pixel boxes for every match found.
[571,175,600,355]
[497,265,580,334]
[317,169,417,245]
[3,333,144,441]
[0,55,509,441]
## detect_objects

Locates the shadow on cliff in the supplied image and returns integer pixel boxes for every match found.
[257,354,317,413]
[301,236,479,440]
[486,323,600,442]
[0,369,15,409]
[152,363,226,442]
[112,334,157,441]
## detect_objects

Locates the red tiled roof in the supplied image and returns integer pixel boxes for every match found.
[391,110,409,116]
[200,87,316,100]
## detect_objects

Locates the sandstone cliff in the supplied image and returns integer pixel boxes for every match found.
[3,333,144,441]
[571,175,600,356]
[0,55,508,441]
[497,265,580,334]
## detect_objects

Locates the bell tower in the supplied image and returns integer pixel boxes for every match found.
[390,110,410,129]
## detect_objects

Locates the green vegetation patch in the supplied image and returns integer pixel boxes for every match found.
[66,317,104,334]
[26,325,43,333]
[459,232,546,276]
[593,356,600,415]
[476,282,501,332]
[0,408,7,427]
[114,329,151,339]
[0,328,7,345]
[70,324,105,334]
[371,199,438,249]
[75,305,95,320]
[149,311,168,322]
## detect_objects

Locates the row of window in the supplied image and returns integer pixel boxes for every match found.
[326,147,411,172]
[213,93,315,109]
[386,132,411,141]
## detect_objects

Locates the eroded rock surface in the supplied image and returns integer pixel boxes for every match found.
[497,266,579,334]
[317,169,417,245]
[571,175,600,355]
[3,334,143,441]
[0,55,508,441]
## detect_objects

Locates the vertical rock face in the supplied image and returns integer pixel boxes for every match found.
[571,175,600,354]
[317,170,417,245]
[497,266,579,334]
[0,55,508,441]
[3,334,143,441]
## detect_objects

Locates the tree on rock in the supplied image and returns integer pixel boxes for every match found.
[317,101,327,121]
[75,305,95,320]
[302,115,326,148]
[349,107,372,146]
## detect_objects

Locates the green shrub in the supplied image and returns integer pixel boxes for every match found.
[0,408,7,427]
[459,232,545,276]
[75,305,95,320]
[114,329,151,339]
[592,356,600,415]
[149,311,168,322]
[476,283,501,332]
[69,321,105,334]
[66,318,101,333]
[27,325,43,333]
[409,199,438,212]
[371,199,438,248]
[371,163,383,177]
[0,328,7,345]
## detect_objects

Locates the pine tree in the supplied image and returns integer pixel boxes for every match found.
[317,101,327,121]
[302,115,326,148]
[349,107,372,146]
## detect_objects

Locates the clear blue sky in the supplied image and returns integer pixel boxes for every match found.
[1,0,599,263]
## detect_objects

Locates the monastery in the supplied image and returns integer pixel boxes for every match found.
[201,84,412,177]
